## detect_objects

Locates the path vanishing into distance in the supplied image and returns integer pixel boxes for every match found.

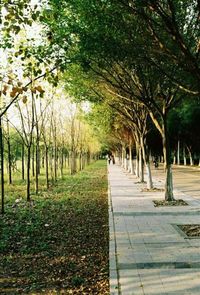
[109,162,200,295]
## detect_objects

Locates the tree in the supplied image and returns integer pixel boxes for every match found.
[45,0,194,200]
[0,117,4,213]
[4,117,12,184]
[169,98,200,165]
[116,0,200,94]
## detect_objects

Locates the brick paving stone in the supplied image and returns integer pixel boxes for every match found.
[109,162,200,294]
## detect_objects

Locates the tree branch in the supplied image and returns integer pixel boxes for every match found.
[0,66,58,118]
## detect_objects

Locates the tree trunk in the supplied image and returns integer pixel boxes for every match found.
[64,154,66,168]
[21,143,25,180]
[162,119,174,201]
[54,145,57,181]
[6,121,12,185]
[27,145,31,202]
[67,154,69,169]
[186,146,193,166]
[35,140,39,194]
[0,118,5,214]
[124,154,128,171]
[87,151,90,165]
[60,148,64,177]
[32,139,35,177]
[183,146,187,165]
[42,154,45,168]
[45,145,49,189]
[82,153,85,170]
[173,154,176,165]
[121,145,125,167]
[138,145,144,182]
[37,145,40,175]
[141,136,153,189]
[146,162,153,189]
[70,150,76,175]
[79,152,83,171]
[117,146,121,165]
[50,147,54,182]
[129,143,134,174]
[135,143,139,178]
[177,140,180,165]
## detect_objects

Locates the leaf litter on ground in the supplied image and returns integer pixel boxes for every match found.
[0,160,109,294]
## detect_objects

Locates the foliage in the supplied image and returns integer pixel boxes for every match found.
[168,98,200,154]
[0,160,109,294]
[0,1,43,49]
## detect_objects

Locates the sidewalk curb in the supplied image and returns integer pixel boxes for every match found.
[108,177,121,295]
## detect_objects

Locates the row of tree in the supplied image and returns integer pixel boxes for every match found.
[0,1,102,213]
[41,0,200,201]
[1,89,100,213]
[1,1,200,207]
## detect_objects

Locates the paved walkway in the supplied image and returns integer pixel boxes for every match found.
[109,164,200,295]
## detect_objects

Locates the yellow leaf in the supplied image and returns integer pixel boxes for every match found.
[35,85,45,93]
[10,91,15,98]
[31,87,37,93]
[22,96,27,104]
[12,87,23,94]
[3,85,8,92]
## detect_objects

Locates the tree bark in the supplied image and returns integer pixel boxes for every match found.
[124,153,128,171]
[141,136,153,189]
[6,121,12,185]
[186,146,193,166]
[139,145,144,182]
[32,139,35,177]
[21,143,25,180]
[173,154,176,165]
[177,140,180,165]
[162,119,174,201]
[45,145,49,189]
[70,150,76,175]
[135,143,139,178]
[50,146,54,182]
[129,143,134,174]
[87,151,90,165]
[0,118,5,214]
[54,144,57,181]
[60,148,64,177]
[79,152,83,171]
[121,145,125,167]
[35,141,39,194]
[183,146,187,165]
[27,145,31,202]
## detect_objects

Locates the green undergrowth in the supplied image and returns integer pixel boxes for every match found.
[0,160,109,294]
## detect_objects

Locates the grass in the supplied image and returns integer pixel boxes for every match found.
[0,160,109,294]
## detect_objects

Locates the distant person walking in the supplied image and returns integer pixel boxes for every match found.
[111,154,115,164]
[107,155,111,165]
[153,156,159,168]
